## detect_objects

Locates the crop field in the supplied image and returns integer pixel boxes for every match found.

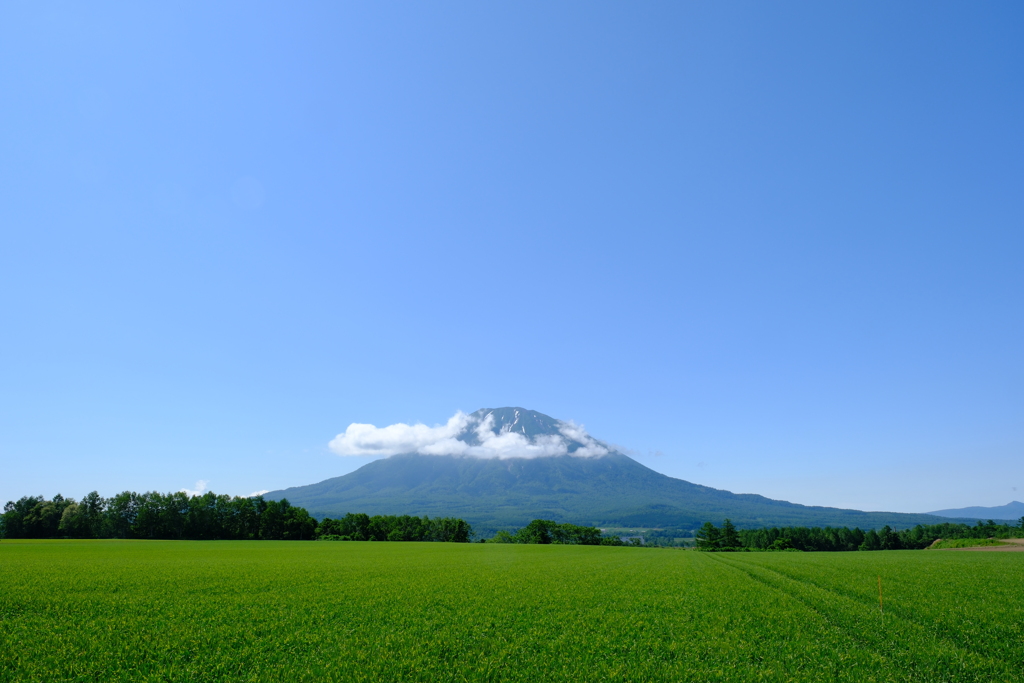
[1,541,1022,682]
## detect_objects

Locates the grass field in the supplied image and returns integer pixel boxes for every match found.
[1,541,1022,682]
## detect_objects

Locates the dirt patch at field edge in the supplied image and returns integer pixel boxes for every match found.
[946,538,1024,552]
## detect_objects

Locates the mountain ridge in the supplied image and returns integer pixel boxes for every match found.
[266,408,987,532]
[926,501,1024,521]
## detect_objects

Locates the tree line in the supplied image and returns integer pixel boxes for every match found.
[317,512,472,542]
[488,519,629,545]
[0,492,472,542]
[696,518,1024,552]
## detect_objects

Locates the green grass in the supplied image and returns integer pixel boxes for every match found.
[1,541,1022,682]
[927,537,1009,549]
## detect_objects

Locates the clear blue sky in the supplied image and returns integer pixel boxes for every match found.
[2,2,1021,513]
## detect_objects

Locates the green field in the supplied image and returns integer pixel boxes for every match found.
[1,541,1021,682]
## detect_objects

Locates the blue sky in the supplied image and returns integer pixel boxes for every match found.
[1,2,1021,513]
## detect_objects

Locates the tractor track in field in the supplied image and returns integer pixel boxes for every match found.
[710,551,1024,668]
[702,553,1020,681]
[699,553,885,661]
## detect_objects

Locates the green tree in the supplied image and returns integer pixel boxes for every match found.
[720,519,741,549]
[695,522,720,550]
[22,496,72,538]
[879,525,901,550]
[7,490,325,541]
[367,515,394,541]
[259,499,288,539]
[79,491,107,538]
[486,520,598,545]
[317,518,342,537]
[340,513,370,540]
[550,522,602,545]
[58,503,87,537]
[107,492,140,539]
[429,517,472,543]
[232,496,265,540]
[489,530,515,543]
[283,506,317,540]
[515,519,555,544]
[3,497,35,539]
[859,528,881,551]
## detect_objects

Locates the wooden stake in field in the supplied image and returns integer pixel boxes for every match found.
[878,575,884,625]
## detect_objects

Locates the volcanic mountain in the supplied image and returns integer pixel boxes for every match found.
[266,407,971,532]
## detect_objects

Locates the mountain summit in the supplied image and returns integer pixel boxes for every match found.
[326,407,609,459]
[268,407,976,532]
[469,407,563,439]
[452,407,610,456]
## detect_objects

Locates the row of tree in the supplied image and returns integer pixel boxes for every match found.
[489,519,627,545]
[317,513,472,542]
[696,518,1024,552]
[0,492,473,543]
[0,492,318,540]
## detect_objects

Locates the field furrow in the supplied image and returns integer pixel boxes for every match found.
[721,551,1024,666]
[708,553,1020,682]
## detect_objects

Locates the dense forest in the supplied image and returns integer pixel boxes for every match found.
[696,518,1024,551]
[0,492,473,542]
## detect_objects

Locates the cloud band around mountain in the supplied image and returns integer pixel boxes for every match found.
[328,411,609,459]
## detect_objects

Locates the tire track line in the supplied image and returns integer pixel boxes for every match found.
[707,553,1018,681]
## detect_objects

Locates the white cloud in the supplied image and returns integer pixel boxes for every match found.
[180,480,209,497]
[247,490,269,498]
[558,421,610,458]
[328,411,611,459]
[329,412,471,456]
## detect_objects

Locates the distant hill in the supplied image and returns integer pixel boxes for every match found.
[927,501,1024,522]
[266,407,980,533]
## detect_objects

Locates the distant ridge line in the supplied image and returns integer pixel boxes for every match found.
[926,501,1024,521]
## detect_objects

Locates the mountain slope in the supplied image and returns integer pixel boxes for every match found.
[266,407,979,532]
[927,501,1024,521]
[267,451,969,531]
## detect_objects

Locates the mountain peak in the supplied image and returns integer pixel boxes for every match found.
[468,408,562,439]
[461,407,606,456]
[328,408,611,459]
